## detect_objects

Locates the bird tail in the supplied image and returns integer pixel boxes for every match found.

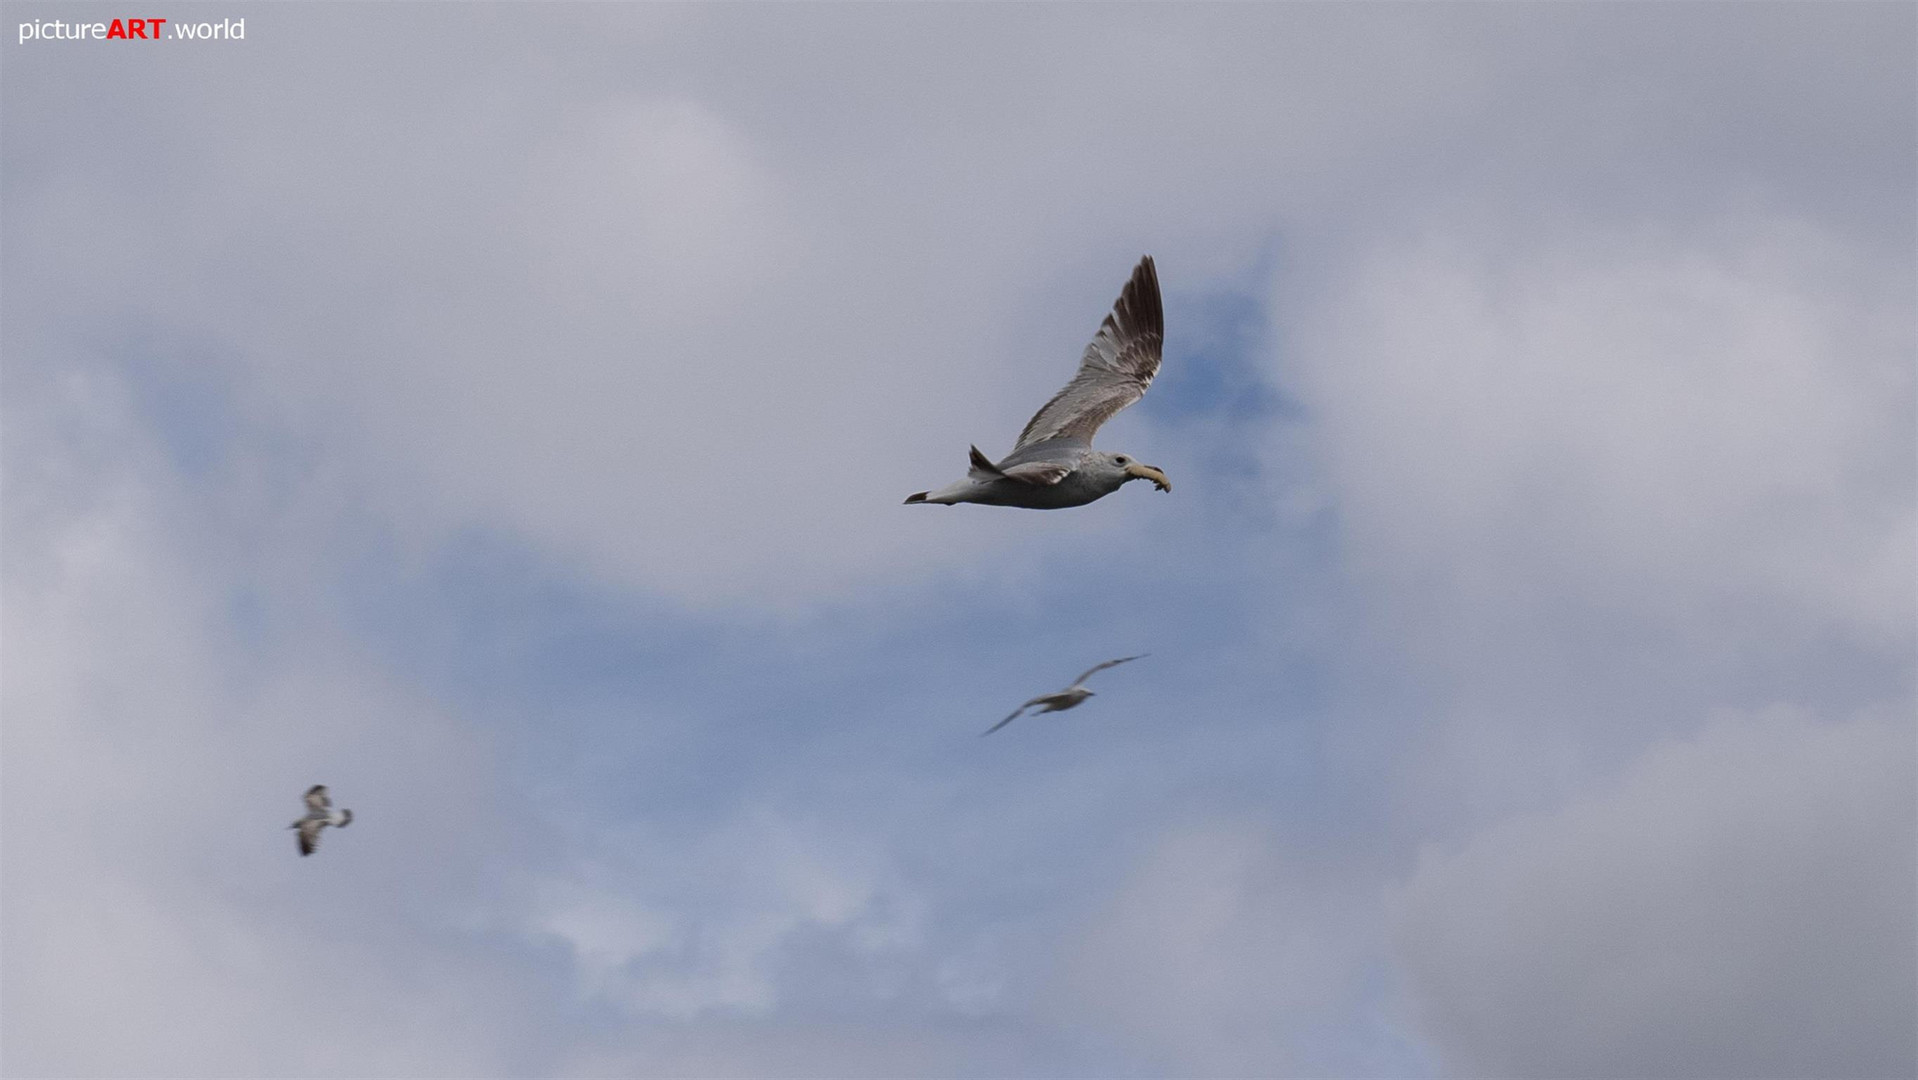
[337,809,353,828]
[907,485,968,505]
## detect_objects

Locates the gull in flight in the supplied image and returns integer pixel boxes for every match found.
[290,784,353,856]
[982,655,1147,736]
[906,256,1171,508]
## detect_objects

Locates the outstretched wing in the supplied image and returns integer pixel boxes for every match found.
[999,460,1073,486]
[1012,256,1163,452]
[304,785,330,812]
[1069,654,1146,689]
[981,699,1043,737]
[297,820,322,856]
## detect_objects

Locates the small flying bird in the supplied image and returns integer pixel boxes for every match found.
[906,256,1171,508]
[982,655,1147,736]
[290,784,352,856]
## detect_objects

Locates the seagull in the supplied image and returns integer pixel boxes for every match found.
[982,655,1147,736]
[290,784,352,856]
[906,256,1171,508]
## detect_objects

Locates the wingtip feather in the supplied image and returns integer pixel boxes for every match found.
[1125,255,1163,339]
[966,445,1003,477]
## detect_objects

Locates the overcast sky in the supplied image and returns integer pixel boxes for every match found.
[3,4,1913,1077]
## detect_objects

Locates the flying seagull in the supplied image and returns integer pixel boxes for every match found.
[982,655,1147,736]
[290,784,352,856]
[906,256,1170,508]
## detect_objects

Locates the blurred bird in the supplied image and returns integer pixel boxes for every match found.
[907,256,1171,508]
[983,655,1147,736]
[290,784,352,856]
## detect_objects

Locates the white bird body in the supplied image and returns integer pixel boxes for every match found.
[908,257,1170,509]
[983,655,1146,736]
[290,784,352,856]
[911,446,1152,508]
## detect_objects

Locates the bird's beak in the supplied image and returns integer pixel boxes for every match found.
[1126,463,1172,492]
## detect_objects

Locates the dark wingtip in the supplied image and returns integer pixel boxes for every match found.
[967,444,1004,477]
[904,492,929,504]
[1128,255,1163,339]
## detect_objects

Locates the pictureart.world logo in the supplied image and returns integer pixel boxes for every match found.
[16,16,244,43]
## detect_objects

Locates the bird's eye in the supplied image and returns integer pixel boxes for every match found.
[1116,456,1128,464]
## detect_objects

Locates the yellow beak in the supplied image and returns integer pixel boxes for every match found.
[1125,463,1172,492]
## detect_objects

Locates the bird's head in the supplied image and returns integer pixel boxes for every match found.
[1107,453,1171,493]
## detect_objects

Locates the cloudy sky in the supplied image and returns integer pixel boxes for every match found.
[3,4,1913,1077]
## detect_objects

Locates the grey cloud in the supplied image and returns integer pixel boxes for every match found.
[1394,707,1917,1079]
[530,808,924,1020]
[0,370,555,1076]
[1280,216,1913,649]
[13,5,1907,606]
[4,4,1913,1076]
[1047,822,1417,1078]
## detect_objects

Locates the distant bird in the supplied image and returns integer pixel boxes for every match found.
[983,655,1147,736]
[906,256,1171,508]
[290,784,352,856]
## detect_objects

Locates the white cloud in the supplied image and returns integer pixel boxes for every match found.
[1394,706,1917,1079]
[10,6,1908,613]
[1285,216,1913,649]
[1049,822,1400,1077]
[532,809,922,1020]
[526,96,796,317]
[0,368,539,1077]
[4,6,1911,1076]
